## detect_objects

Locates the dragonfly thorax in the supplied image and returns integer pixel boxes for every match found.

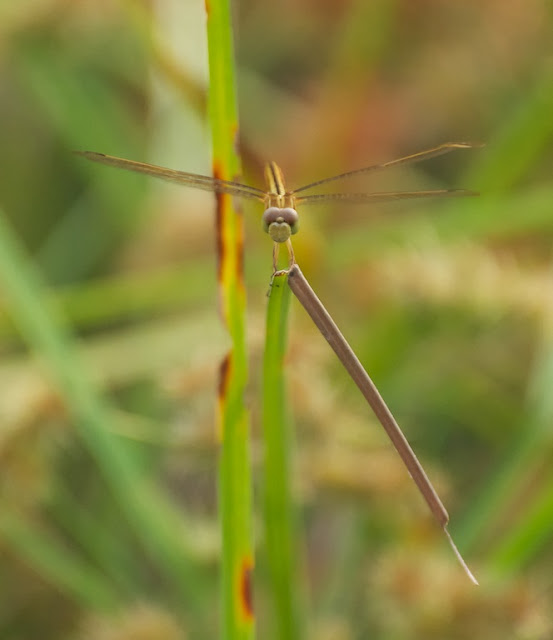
[262,206,299,243]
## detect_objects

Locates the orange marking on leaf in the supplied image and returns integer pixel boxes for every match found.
[218,352,231,400]
[216,353,232,441]
[238,556,254,623]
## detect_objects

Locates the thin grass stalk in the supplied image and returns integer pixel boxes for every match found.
[49,479,139,597]
[205,3,254,639]
[488,476,553,572]
[15,47,147,281]
[262,271,302,640]
[120,0,207,114]
[462,63,553,193]
[458,332,553,561]
[0,510,120,610]
[0,208,202,607]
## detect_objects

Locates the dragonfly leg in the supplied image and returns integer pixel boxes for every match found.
[272,243,280,273]
[286,238,296,268]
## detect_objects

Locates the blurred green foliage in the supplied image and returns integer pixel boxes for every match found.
[1,1,553,639]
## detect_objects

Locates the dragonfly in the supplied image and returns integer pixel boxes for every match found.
[77,142,480,584]
[76,142,479,271]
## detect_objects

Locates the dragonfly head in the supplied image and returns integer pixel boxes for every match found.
[262,207,299,243]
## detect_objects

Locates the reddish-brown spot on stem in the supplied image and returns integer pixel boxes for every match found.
[216,353,232,441]
[239,557,254,622]
[218,353,231,402]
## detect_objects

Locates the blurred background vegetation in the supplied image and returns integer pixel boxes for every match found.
[1,0,553,638]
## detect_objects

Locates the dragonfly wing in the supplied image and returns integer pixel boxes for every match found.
[296,189,479,205]
[292,142,482,194]
[76,151,267,201]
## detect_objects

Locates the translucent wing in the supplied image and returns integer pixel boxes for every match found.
[76,151,267,201]
[292,142,482,195]
[296,188,478,206]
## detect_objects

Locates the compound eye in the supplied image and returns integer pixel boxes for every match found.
[262,207,280,232]
[280,207,299,234]
[262,207,282,229]
[279,208,299,225]
[290,218,299,235]
[262,207,300,235]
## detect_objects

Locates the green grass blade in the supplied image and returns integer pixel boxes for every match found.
[14,45,147,281]
[0,207,202,607]
[488,478,553,573]
[332,186,553,267]
[119,0,207,114]
[206,2,254,638]
[0,510,120,610]
[463,63,553,193]
[262,271,302,640]
[47,480,140,597]
[455,336,553,560]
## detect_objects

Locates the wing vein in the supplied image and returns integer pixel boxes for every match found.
[296,189,478,205]
[292,142,482,194]
[76,151,267,201]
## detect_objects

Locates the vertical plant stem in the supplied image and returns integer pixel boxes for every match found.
[205,3,254,639]
[262,271,302,640]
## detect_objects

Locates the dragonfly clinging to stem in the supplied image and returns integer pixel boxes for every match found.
[76,142,480,271]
